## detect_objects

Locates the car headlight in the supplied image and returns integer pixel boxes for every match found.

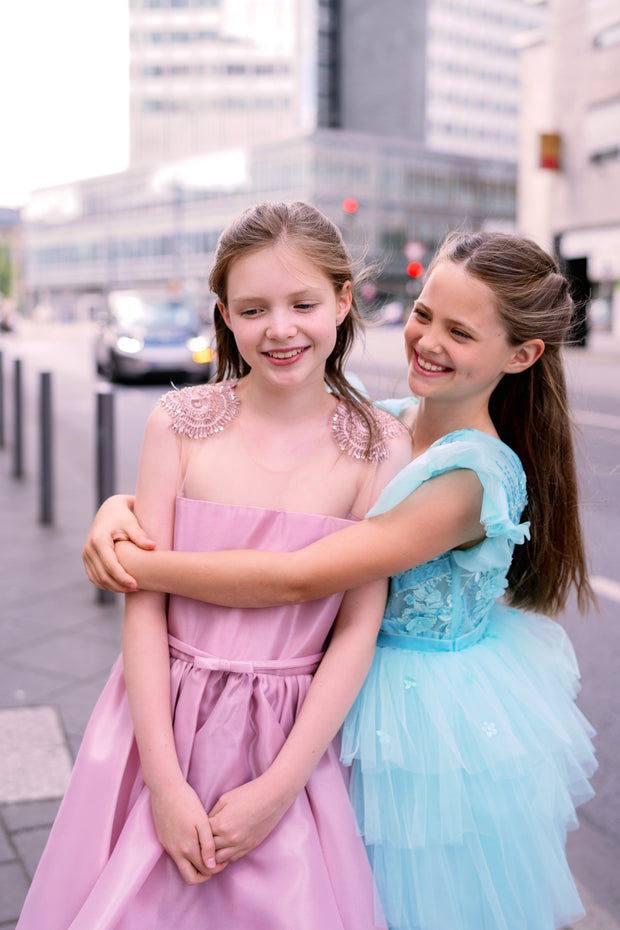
[116,335,143,354]
[187,336,213,364]
[187,336,207,352]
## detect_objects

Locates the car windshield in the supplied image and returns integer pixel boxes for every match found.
[113,295,199,330]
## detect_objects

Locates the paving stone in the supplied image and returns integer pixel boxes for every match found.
[0,664,69,708]
[11,826,51,881]
[0,861,28,924]
[9,630,120,680]
[1,800,61,833]
[0,818,13,863]
[0,707,72,804]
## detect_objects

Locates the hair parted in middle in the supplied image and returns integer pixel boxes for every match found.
[208,200,382,451]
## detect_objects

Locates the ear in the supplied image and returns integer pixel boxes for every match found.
[216,299,232,329]
[336,281,353,325]
[503,338,545,374]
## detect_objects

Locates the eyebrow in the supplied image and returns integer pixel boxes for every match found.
[414,300,479,335]
[229,288,323,305]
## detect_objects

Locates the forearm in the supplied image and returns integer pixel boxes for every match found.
[122,593,183,791]
[117,470,485,609]
[117,543,305,606]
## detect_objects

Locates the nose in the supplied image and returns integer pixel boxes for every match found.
[405,314,442,356]
[266,308,298,341]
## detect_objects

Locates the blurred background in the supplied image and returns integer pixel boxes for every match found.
[1,0,619,341]
[0,3,619,927]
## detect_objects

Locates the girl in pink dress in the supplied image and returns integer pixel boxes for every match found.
[17,202,411,930]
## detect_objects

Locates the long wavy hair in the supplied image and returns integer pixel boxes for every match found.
[208,201,381,452]
[427,232,595,616]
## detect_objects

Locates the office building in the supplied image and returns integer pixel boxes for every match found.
[129,0,543,166]
[518,0,620,339]
[23,0,541,313]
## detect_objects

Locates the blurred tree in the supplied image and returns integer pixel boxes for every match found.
[0,243,12,297]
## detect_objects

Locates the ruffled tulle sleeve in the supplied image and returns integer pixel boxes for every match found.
[366,430,529,573]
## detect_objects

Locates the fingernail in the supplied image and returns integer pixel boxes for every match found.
[207,858,216,869]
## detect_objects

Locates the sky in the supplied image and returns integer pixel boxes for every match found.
[0,0,129,207]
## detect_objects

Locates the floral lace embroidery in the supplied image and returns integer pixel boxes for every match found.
[331,402,408,464]
[160,381,406,463]
[160,380,240,439]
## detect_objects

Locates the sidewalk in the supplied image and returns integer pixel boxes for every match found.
[0,447,124,927]
[0,329,618,929]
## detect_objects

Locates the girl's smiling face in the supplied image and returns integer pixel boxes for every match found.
[218,241,351,389]
[404,261,537,406]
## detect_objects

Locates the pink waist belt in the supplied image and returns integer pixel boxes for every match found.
[168,634,323,677]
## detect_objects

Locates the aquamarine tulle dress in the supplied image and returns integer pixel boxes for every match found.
[341,424,597,930]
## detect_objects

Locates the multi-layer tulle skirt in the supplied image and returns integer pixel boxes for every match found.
[341,603,597,930]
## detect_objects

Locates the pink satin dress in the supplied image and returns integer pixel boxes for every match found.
[17,498,385,930]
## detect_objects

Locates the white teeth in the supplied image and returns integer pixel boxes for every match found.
[267,348,304,359]
[417,355,447,372]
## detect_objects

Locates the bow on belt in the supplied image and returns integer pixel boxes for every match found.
[168,634,323,678]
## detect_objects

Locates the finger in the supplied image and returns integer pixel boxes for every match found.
[215,845,247,864]
[196,821,217,871]
[105,544,141,588]
[82,545,136,592]
[126,528,157,550]
[177,857,211,886]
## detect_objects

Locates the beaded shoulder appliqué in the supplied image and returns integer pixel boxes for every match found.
[160,380,240,439]
[332,402,408,464]
[160,380,406,462]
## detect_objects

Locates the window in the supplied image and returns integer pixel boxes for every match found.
[585,97,620,163]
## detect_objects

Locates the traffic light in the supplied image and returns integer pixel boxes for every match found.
[342,197,359,215]
[406,261,424,278]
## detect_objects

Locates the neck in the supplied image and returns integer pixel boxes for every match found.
[411,395,497,454]
[236,371,334,423]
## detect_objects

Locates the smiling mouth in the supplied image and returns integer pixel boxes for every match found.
[264,348,307,359]
[415,352,451,373]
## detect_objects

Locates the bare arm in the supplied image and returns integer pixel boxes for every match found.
[121,406,218,884]
[207,576,388,863]
[117,467,485,607]
[82,494,149,592]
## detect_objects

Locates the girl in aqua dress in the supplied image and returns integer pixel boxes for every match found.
[85,231,597,930]
[17,202,413,930]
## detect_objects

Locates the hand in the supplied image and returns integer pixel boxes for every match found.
[82,495,155,592]
[150,777,226,885]
[208,775,292,865]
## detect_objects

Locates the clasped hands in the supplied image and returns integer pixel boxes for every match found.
[150,773,290,886]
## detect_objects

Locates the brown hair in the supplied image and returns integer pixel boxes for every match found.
[208,200,381,451]
[428,231,595,616]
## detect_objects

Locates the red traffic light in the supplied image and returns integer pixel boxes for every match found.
[406,261,424,278]
[342,197,359,215]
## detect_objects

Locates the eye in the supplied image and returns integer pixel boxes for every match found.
[295,302,317,312]
[413,306,430,321]
[239,307,263,318]
[451,328,471,339]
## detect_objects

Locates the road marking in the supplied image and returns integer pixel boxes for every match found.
[574,409,620,431]
[591,576,620,603]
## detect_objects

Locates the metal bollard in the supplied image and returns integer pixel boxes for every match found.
[12,358,24,478]
[39,371,54,525]
[96,385,116,604]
